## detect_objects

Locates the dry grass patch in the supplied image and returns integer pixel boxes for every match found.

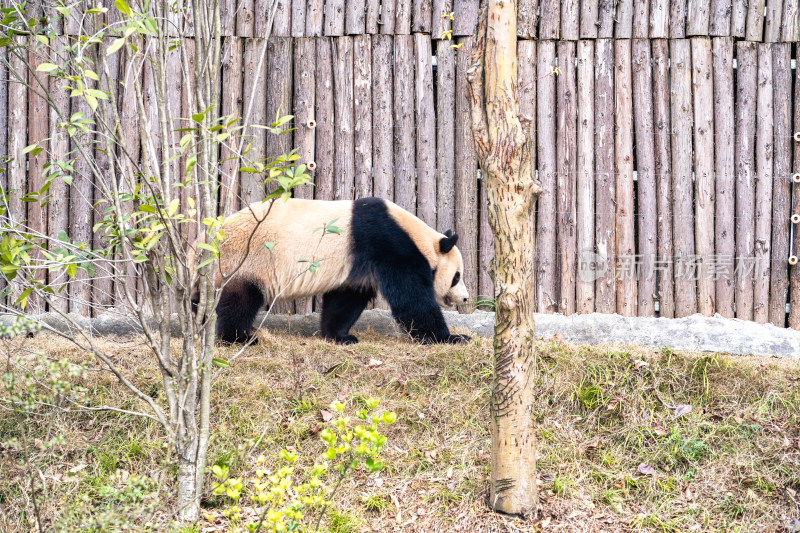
[1,329,799,532]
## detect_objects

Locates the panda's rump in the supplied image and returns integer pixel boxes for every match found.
[219,199,355,302]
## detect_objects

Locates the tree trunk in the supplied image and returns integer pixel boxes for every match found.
[467,1,542,517]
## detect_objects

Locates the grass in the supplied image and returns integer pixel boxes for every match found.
[1,329,799,532]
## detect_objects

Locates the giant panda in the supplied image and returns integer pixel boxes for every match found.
[203,197,471,345]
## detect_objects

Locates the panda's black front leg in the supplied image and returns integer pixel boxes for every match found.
[378,269,468,344]
[216,279,264,344]
[320,287,376,344]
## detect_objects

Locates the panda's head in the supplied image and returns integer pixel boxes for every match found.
[434,230,470,308]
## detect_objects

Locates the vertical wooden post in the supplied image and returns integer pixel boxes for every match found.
[652,40,674,317]
[0,49,6,305]
[47,38,71,313]
[754,44,774,324]
[265,0,291,36]
[315,38,335,202]
[686,0,711,35]
[576,40,595,314]
[396,0,412,34]
[735,41,757,321]
[783,0,800,40]
[453,0,480,35]
[769,43,792,326]
[765,0,784,41]
[632,40,657,316]
[540,0,561,38]
[347,0,367,34]
[595,39,616,314]
[557,42,577,315]
[291,0,307,37]
[691,38,715,316]
[433,0,454,38]
[306,0,324,36]
[413,0,433,32]
[746,0,767,41]
[372,35,394,202]
[237,0,255,36]
[393,35,416,214]
[650,0,669,37]
[414,34,436,227]
[581,0,599,38]
[293,37,316,315]
[381,0,397,34]
[436,39,456,234]
[712,37,735,318]
[791,40,800,329]
[670,39,697,317]
[709,0,732,35]
[599,0,616,37]
[241,38,267,204]
[455,37,479,308]
[562,0,579,39]
[671,0,687,37]
[366,0,381,33]
[536,41,557,314]
[732,0,747,37]
[27,48,49,313]
[354,35,373,200]
[333,37,354,201]
[519,0,540,38]
[615,40,636,317]
[616,0,634,37]
[324,0,346,36]
[220,37,244,216]
[633,0,650,38]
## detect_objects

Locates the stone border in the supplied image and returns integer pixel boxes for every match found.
[2,309,799,359]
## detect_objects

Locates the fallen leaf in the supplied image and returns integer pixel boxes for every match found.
[323,362,344,375]
[367,358,383,368]
[637,463,658,476]
[320,410,334,422]
[685,486,693,501]
[607,397,623,411]
[634,359,649,370]
[673,404,692,418]
[424,450,437,460]
[653,425,668,436]
[585,437,599,449]
[68,464,88,475]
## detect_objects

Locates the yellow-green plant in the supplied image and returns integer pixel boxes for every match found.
[210,397,396,533]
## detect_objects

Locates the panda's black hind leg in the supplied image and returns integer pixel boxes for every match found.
[320,287,376,344]
[216,279,264,344]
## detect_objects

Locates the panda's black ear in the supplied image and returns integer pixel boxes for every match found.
[439,231,459,253]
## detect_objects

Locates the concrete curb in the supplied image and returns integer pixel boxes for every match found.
[2,309,798,359]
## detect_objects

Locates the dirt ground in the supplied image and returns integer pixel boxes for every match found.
[1,328,799,532]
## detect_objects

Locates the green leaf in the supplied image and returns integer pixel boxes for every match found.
[212,358,230,368]
[107,37,126,55]
[16,288,33,310]
[115,0,132,16]
[36,63,58,73]
[191,112,205,124]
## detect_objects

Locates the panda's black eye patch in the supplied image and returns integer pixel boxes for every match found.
[451,271,461,287]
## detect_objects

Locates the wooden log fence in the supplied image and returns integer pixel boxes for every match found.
[1,2,800,330]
